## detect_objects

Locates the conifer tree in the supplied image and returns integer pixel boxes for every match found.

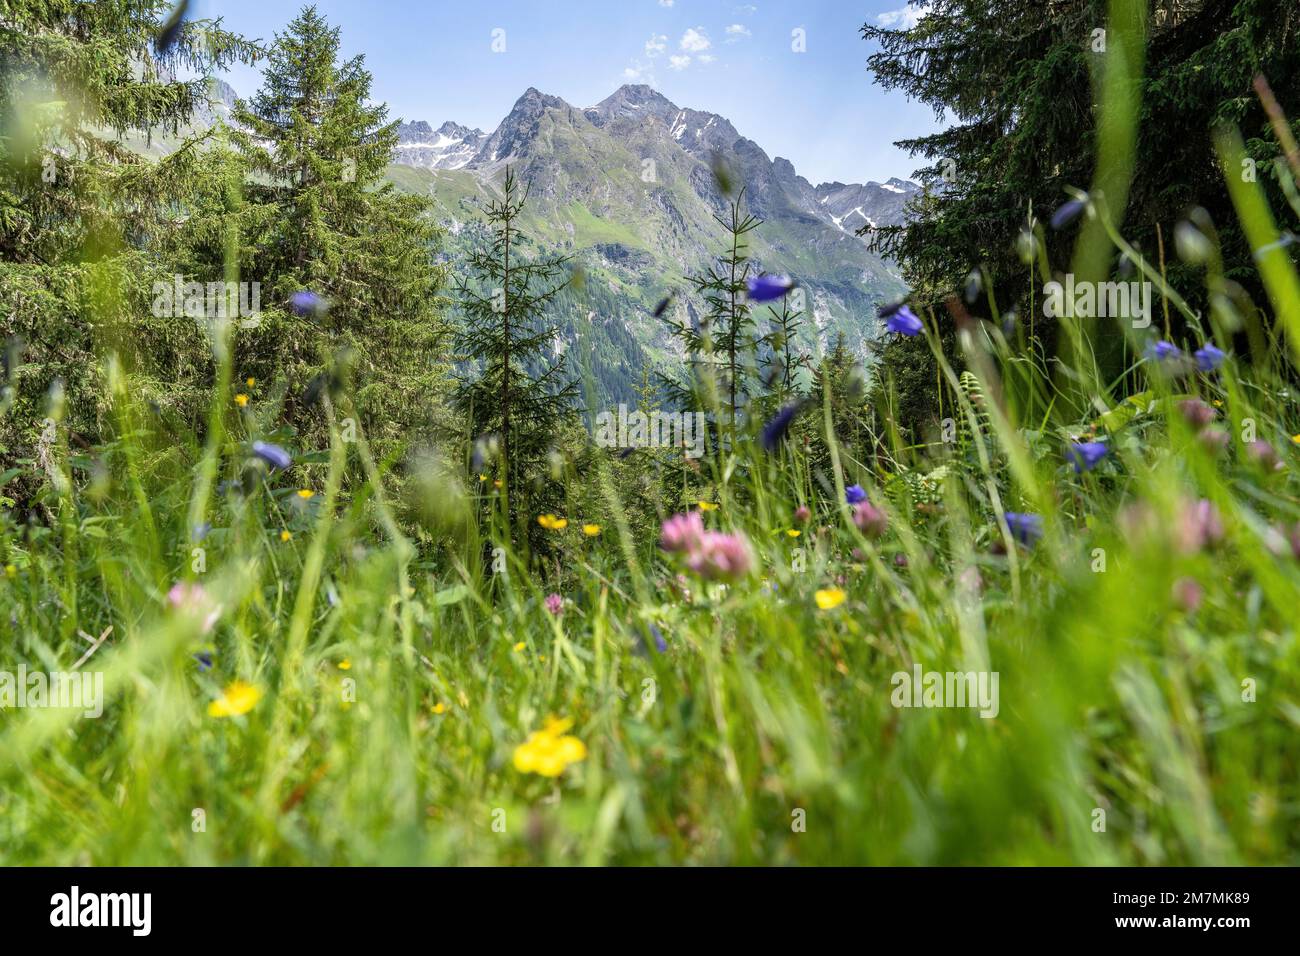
[864,0,1299,307]
[454,167,577,523]
[761,296,810,404]
[0,0,259,478]
[801,335,870,474]
[629,365,670,467]
[862,0,1300,431]
[229,4,450,453]
[662,188,762,438]
[1,0,257,266]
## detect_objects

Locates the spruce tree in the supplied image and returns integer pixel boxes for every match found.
[802,335,871,475]
[229,4,450,454]
[453,166,577,525]
[864,0,1299,306]
[0,0,258,480]
[663,188,762,439]
[761,296,811,404]
[862,0,1300,429]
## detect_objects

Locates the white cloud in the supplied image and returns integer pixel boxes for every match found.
[733,4,758,13]
[645,33,668,57]
[679,27,711,53]
[658,0,674,7]
[668,54,691,71]
[697,53,716,64]
[622,59,657,85]
[877,3,925,29]
[724,24,751,42]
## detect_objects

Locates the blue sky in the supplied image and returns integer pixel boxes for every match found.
[196,0,937,185]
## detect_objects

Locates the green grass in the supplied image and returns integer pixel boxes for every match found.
[550,201,647,251]
[1,238,1299,863]
[2,0,1298,864]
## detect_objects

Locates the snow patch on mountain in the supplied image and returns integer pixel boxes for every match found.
[394,120,486,170]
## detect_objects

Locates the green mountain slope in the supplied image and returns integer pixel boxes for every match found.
[389,85,910,403]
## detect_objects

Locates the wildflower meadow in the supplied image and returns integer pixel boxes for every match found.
[0,0,1298,887]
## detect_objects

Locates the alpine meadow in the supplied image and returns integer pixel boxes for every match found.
[3,0,1300,879]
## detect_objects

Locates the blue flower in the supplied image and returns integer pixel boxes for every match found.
[1067,441,1108,473]
[746,275,795,302]
[761,401,806,451]
[845,484,867,505]
[649,623,667,653]
[1146,340,1182,362]
[1003,511,1043,546]
[251,441,292,471]
[1001,307,1018,338]
[193,651,213,672]
[1050,198,1087,230]
[1194,343,1225,372]
[289,290,325,317]
[155,0,190,54]
[470,434,497,472]
[885,305,923,336]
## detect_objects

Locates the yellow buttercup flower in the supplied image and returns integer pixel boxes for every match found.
[582,523,602,536]
[537,514,568,530]
[297,489,315,499]
[338,659,351,671]
[280,530,292,542]
[431,702,446,715]
[815,587,847,610]
[234,393,249,408]
[697,501,718,512]
[3,564,14,578]
[1291,434,1300,445]
[512,715,587,777]
[245,377,256,387]
[513,641,526,652]
[542,715,574,735]
[479,474,487,482]
[786,529,801,538]
[207,680,263,718]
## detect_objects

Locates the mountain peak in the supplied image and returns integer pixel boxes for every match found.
[394,118,486,170]
[437,120,484,139]
[605,84,677,108]
[472,87,578,168]
[392,85,913,232]
[882,176,920,193]
[399,119,435,139]
[383,82,910,378]
[586,84,679,127]
[512,87,570,111]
